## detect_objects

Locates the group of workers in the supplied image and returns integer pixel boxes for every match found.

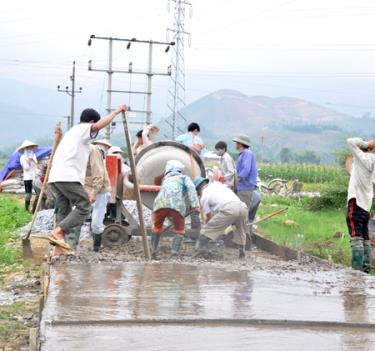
[17,104,259,259]
[16,104,373,272]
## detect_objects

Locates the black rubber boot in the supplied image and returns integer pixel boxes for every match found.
[239,245,246,259]
[351,237,364,271]
[93,233,102,252]
[151,233,161,260]
[170,235,184,258]
[363,240,372,274]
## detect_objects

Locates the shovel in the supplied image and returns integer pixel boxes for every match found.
[22,122,62,259]
[121,110,151,260]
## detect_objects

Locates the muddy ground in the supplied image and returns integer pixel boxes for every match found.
[54,235,343,275]
[0,265,40,351]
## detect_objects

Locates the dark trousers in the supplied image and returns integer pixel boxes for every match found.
[50,182,90,235]
[346,198,370,240]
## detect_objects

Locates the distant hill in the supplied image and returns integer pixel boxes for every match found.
[181,89,352,134]
[172,89,374,163]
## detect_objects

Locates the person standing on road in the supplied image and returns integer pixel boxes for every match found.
[84,139,112,252]
[176,122,205,156]
[232,134,258,217]
[215,141,236,189]
[48,104,128,257]
[194,178,249,259]
[346,138,375,273]
[18,140,39,212]
[151,160,200,259]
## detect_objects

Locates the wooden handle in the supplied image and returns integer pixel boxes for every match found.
[25,122,62,239]
[251,207,288,226]
[122,111,151,260]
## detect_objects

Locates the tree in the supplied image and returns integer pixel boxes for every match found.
[279,147,294,163]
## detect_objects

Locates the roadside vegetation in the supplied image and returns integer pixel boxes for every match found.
[256,161,355,266]
[0,194,39,350]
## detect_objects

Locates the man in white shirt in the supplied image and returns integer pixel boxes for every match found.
[193,177,249,259]
[215,141,236,188]
[48,104,127,256]
[346,138,375,273]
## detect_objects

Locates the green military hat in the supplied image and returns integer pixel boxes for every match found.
[232,134,251,147]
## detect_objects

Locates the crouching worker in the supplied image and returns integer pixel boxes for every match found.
[151,160,200,259]
[194,178,249,259]
[346,138,375,273]
[48,104,128,257]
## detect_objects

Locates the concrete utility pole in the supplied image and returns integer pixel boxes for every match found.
[57,61,82,129]
[88,35,174,140]
[166,0,192,139]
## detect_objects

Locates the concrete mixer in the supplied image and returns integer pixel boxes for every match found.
[102,141,206,248]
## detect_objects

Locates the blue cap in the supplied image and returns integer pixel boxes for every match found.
[193,176,209,189]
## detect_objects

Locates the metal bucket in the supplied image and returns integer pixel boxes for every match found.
[133,141,206,209]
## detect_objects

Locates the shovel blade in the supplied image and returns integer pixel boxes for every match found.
[22,238,33,259]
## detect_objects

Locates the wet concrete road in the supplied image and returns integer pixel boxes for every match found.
[40,262,375,350]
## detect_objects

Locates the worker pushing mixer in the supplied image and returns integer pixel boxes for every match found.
[151,160,200,260]
[47,104,127,257]
[346,137,375,273]
[193,177,249,259]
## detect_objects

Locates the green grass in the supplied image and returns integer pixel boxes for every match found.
[257,195,351,265]
[0,195,31,266]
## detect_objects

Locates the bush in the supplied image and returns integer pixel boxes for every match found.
[307,178,348,211]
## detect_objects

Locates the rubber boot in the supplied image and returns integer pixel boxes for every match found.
[25,193,32,212]
[239,245,246,259]
[170,235,184,258]
[151,233,161,260]
[65,226,81,251]
[193,235,210,258]
[190,211,201,231]
[93,233,102,252]
[351,237,364,271]
[363,240,372,274]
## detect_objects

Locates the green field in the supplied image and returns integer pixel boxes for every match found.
[258,162,345,183]
[257,194,351,265]
[0,195,31,267]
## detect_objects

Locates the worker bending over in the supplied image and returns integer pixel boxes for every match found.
[48,104,127,257]
[346,138,375,273]
[194,178,249,259]
[151,160,200,259]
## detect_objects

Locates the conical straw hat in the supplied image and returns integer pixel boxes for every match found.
[16,140,38,152]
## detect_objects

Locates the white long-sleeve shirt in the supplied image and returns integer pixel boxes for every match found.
[220,152,236,185]
[347,138,375,212]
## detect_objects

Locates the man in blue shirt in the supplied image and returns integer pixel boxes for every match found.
[176,122,205,156]
[232,134,258,220]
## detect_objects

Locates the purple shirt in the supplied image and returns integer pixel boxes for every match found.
[236,149,258,191]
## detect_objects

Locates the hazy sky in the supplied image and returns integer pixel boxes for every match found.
[1,0,375,120]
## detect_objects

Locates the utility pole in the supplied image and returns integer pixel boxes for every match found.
[166,0,192,139]
[57,61,82,129]
[88,35,174,140]
[63,116,71,131]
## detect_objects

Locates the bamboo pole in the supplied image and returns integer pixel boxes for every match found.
[121,111,151,260]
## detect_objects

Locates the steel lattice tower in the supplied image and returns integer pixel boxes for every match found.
[166,0,192,139]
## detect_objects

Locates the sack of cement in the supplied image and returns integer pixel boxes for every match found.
[1,179,23,187]
[124,200,152,227]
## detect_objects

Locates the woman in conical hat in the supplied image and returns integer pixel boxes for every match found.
[17,140,39,212]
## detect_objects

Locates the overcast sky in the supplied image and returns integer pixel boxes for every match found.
[1,0,375,120]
